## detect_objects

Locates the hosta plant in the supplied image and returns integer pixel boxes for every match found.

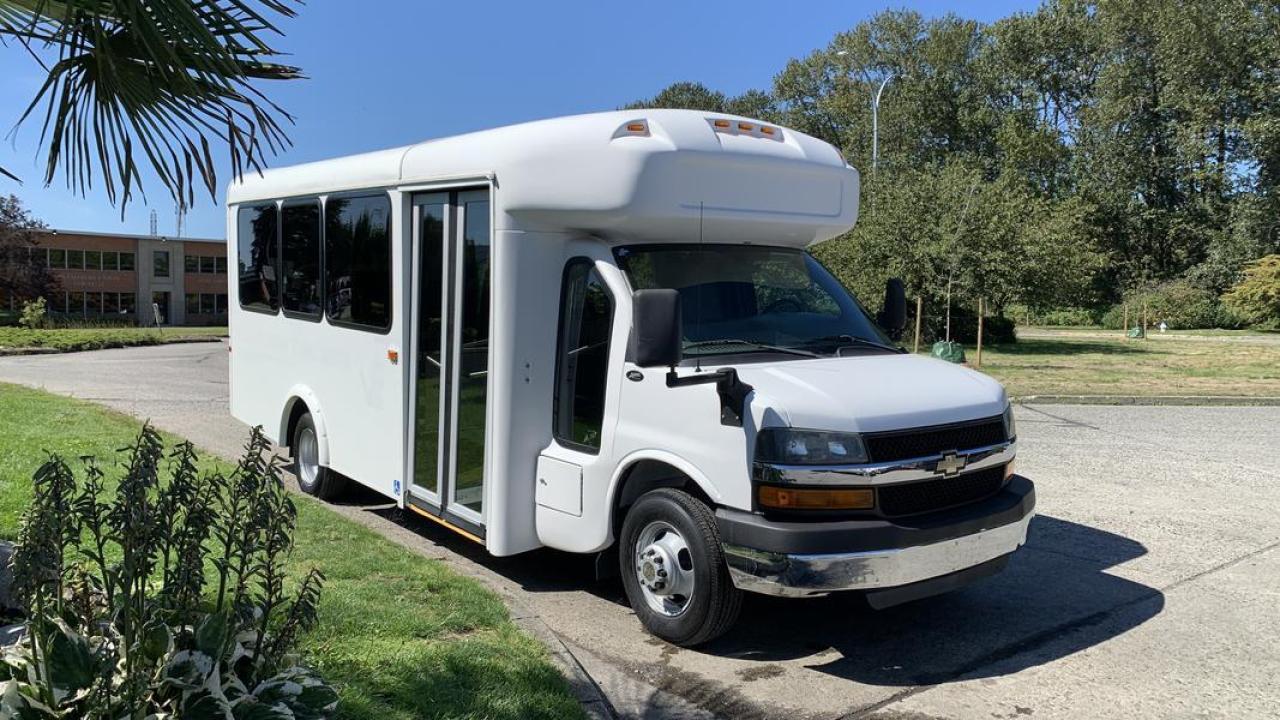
[0,424,337,719]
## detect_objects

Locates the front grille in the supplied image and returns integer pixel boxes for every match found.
[877,465,1006,517]
[863,416,1006,463]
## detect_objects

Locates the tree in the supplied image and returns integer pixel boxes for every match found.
[0,194,58,311]
[1222,255,1280,329]
[0,0,303,211]
[625,81,777,119]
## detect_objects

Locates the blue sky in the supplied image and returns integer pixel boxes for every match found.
[0,1,1034,239]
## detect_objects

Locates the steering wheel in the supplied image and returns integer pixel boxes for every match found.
[763,297,803,314]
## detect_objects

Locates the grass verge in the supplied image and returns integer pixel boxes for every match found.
[0,382,582,720]
[0,326,227,353]
[955,331,1280,398]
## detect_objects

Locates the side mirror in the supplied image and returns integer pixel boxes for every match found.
[631,289,683,368]
[877,278,907,341]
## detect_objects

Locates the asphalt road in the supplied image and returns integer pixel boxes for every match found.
[2,342,1278,719]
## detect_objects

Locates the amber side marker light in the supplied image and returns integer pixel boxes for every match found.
[759,486,874,510]
[713,118,731,128]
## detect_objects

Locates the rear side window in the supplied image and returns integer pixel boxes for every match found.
[237,204,279,313]
[325,194,392,331]
[554,259,614,451]
[280,201,322,318]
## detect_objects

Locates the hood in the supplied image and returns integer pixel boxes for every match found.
[734,354,1007,434]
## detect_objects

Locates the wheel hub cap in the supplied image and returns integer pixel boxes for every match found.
[634,521,695,617]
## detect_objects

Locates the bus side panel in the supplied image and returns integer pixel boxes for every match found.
[228,203,405,503]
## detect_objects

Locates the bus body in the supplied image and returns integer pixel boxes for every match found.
[227,110,1034,645]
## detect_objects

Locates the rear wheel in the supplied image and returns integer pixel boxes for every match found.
[619,488,742,646]
[292,413,346,500]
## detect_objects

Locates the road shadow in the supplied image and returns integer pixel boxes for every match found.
[368,507,1162,687]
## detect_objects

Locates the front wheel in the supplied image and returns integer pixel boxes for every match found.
[619,488,742,646]
[291,413,346,500]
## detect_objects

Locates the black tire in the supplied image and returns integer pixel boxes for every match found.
[291,413,346,500]
[619,488,743,646]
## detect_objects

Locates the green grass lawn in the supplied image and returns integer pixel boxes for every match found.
[956,329,1280,398]
[0,326,227,353]
[0,382,582,720]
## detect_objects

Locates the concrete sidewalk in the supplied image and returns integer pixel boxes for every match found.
[3,343,1278,719]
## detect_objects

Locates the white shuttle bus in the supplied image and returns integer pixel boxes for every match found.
[227,109,1035,646]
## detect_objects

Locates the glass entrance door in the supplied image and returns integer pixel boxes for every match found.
[410,190,491,529]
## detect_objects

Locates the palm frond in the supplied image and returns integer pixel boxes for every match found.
[0,0,302,212]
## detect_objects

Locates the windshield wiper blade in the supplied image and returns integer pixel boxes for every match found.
[684,339,821,358]
[801,334,904,354]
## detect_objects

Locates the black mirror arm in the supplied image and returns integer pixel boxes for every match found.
[666,367,754,427]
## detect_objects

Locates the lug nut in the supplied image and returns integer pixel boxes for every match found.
[657,569,667,578]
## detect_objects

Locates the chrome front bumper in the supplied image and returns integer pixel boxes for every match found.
[723,511,1034,598]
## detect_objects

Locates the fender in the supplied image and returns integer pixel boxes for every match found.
[605,448,724,543]
[280,385,331,466]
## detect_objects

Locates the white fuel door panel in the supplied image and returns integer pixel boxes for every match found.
[536,455,583,517]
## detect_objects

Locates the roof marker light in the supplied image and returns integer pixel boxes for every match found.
[626,122,647,133]
[760,126,776,136]
[713,118,731,129]
[738,122,754,131]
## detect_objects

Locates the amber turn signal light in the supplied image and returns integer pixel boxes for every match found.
[758,486,874,510]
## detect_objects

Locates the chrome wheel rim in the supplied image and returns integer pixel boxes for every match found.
[634,521,695,618]
[296,427,319,487]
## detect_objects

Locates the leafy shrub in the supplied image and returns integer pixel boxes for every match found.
[0,425,337,719]
[18,297,46,329]
[1222,255,1280,330]
[911,307,1017,345]
[1100,280,1245,330]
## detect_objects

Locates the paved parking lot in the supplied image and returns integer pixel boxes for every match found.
[1,343,1277,719]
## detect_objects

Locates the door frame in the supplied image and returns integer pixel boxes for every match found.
[405,186,492,539]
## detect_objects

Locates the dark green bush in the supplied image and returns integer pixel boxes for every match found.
[1100,280,1247,330]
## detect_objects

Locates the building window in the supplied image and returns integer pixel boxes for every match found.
[201,293,216,315]
[49,249,66,268]
[325,194,391,330]
[185,254,199,273]
[87,292,103,314]
[31,248,48,267]
[152,291,170,324]
[121,292,136,314]
[102,251,118,271]
[553,259,614,452]
[67,249,84,270]
[237,204,279,313]
[85,250,101,271]
[185,293,200,315]
[216,293,227,314]
[68,291,85,314]
[281,201,322,318]
[215,256,227,274]
[104,293,119,314]
[154,250,170,278]
[119,252,135,271]
[200,255,216,274]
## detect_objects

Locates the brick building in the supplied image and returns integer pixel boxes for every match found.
[18,229,228,326]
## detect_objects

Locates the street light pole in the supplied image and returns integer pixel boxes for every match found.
[834,51,894,173]
[871,73,894,173]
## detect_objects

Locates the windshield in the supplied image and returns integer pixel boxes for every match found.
[615,244,895,360]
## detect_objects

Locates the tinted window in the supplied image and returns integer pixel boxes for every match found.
[119,252,135,271]
[201,255,216,274]
[325,194,391,330]
[103,251,118,271]
[281,201,322,317]
[237,204,279,312]
[67,249,83,269]
[49,249,66,268]
[121,292,136,313]
[554,260,614,451]
[215,256,227,274]
[153,250,169,277]
[185,293,200,314]
[201,293,215,315]
[85,250,100,271]
[185,254,199,273]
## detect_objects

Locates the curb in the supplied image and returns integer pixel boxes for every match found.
[0,336,224,356]
[1016,394,1280,407]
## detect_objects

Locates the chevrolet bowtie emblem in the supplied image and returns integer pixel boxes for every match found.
[936,452,967,477]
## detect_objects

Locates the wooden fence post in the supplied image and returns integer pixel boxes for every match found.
[976,298,985,368]
[1123,303,1129,339]
[913,296,923,353]
[1142,303,1148,340]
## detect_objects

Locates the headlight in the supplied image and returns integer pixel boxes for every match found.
[1003,403,1017,441]
[755,428,868,465]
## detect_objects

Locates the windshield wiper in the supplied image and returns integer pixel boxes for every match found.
[799,334,905,354]
[684,339,821,359]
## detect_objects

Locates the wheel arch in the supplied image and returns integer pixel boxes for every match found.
[607,450,722,546]
[280,385,331,466]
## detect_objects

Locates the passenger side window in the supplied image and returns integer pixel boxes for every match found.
[237,204,279,313]
[281,201,322,318]
[554,259,614,451]
[325,194,392,331]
